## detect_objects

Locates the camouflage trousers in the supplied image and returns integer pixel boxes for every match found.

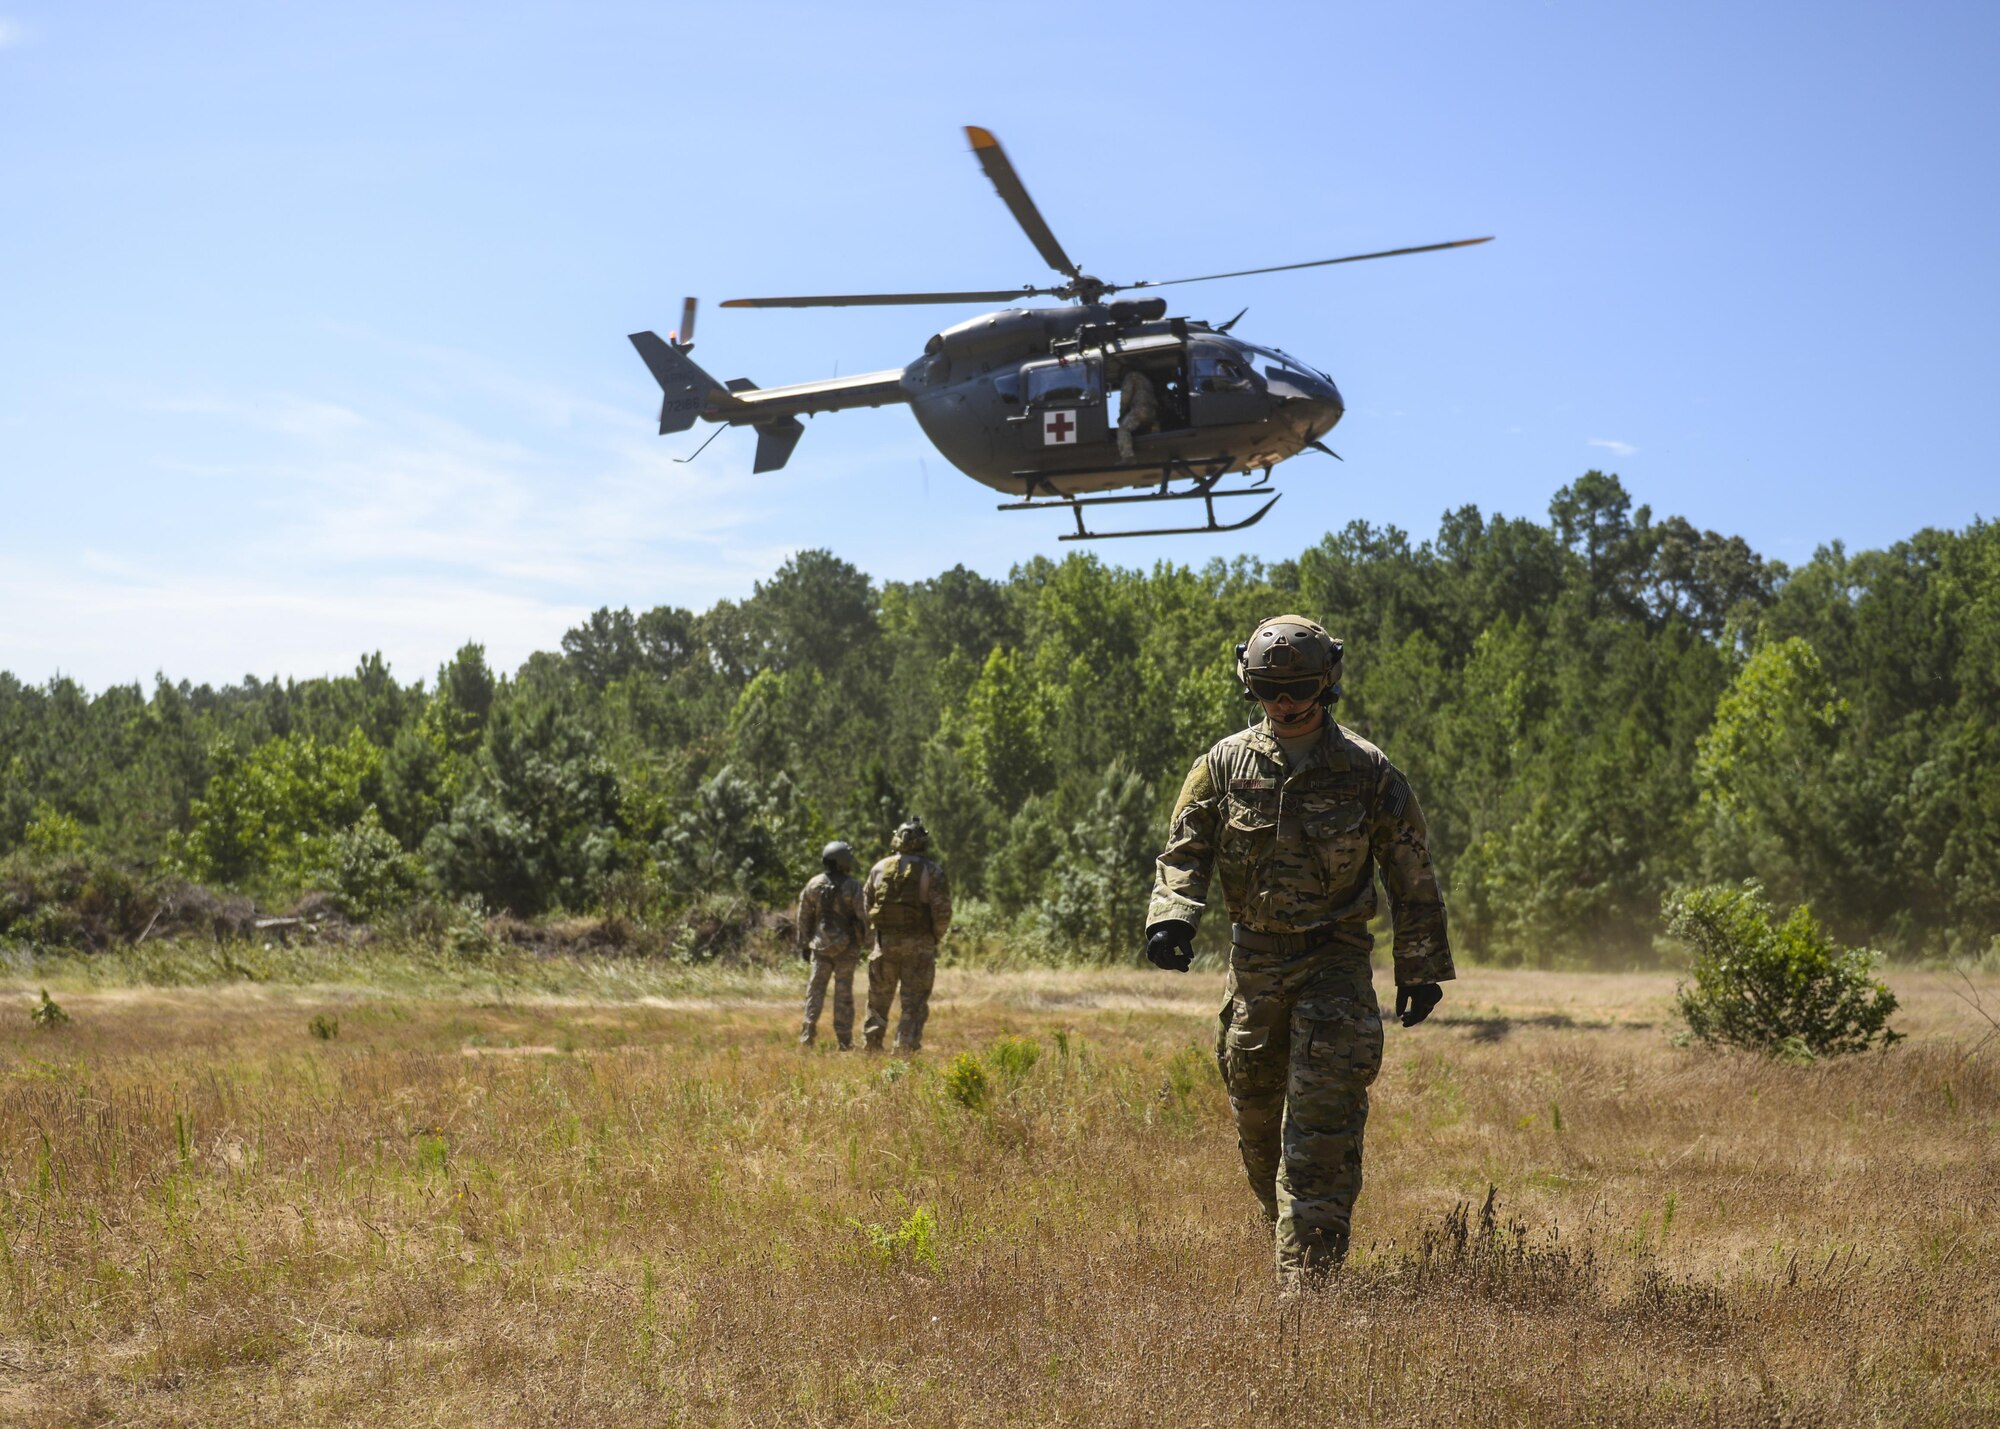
[800,953,860,1047]
[1215,944,1384,1283]
[864,933,936,1051]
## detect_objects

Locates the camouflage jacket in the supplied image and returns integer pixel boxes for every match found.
[863,854,952,941]
[1146,718,1454,984]
[796,872,869,959]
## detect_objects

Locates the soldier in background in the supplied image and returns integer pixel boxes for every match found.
[1144,615,1453,1287]
[862,818,953,1053]
[796,841,869,1049]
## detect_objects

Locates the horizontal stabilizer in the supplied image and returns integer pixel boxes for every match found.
[754,418,806,474]
[725,378,758,393]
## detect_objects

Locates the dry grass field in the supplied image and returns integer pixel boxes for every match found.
[2,957,1996,1426]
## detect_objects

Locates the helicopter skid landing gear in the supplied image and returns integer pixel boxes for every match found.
[996,483,1281,541]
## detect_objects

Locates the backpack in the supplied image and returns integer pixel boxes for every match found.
[869,856,934,935]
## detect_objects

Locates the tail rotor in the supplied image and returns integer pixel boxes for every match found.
[670,296,697,349]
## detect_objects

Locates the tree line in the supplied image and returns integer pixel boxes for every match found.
[2,472,1994,963]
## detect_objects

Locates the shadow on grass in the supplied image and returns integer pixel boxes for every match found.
[1450,1011,1656,1043]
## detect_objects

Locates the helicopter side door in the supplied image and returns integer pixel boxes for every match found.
[1019,355,1107,457]
[1187,340,1266,431]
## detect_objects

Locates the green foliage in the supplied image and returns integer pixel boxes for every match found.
[849,1197,941,1274]
[24,803,86,857]
[941,1051,989,1109]
[422,700,624,916]
[0,849,160,950]
[1666,882,1901,1057]
[31,988,69,1029]
[1,481,1994,962]
[988,1034,1041,1080]
[1038,763,1156,952]
[1694,637,1861,919]
[318,807,425,919]
[182,728,382,889]
[654,765,818,906]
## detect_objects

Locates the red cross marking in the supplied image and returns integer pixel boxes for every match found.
[1045,411,1075,443]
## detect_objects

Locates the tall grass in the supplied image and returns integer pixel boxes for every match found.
[1,965,1996,1424]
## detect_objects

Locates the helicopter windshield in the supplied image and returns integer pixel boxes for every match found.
[1246,346,1331,384]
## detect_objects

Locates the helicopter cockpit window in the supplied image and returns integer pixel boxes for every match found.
[1246,346,1332,385]
[991,370,1023,405]
[1191,350,1256,394]
[1023,357,1101,406]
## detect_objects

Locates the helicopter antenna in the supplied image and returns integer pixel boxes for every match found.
[674,422,727,464]
[1217,307,1249,334]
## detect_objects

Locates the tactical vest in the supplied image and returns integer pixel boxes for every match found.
[869,856,935,935]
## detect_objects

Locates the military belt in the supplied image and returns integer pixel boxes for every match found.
[1231,923,1368,957]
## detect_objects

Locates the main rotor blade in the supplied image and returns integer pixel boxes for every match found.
[965,125,1081,281]
[1118,236,1494,292]
[721,287,1059,309]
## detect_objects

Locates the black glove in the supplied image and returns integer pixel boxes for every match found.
[1395,983,1443,1027]
[1145,923,1195,973]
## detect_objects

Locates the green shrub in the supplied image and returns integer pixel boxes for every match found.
[942,1051,989,1109]
[988,1034,1041,1080]
[24,803,86,858]
[0,849,157,949]
[319,807,424,920]
[849,1197,941,1274]
[1665,882,1900,1058]
[30,988,69,1029]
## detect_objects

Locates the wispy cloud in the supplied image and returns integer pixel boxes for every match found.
[11,351,798,688]
[1588,438,1638,457]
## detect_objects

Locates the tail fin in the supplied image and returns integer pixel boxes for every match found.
[628,331,735,434]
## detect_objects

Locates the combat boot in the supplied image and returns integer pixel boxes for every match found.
[1277,1221,1350,1293]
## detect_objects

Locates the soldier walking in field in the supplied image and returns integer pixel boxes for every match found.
[862,818,953,1053]
[796,841,870,1049]
[1145,615,1453,1287]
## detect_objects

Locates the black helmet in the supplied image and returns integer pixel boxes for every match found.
[821,841,856,876]
[1235,614,1343,705]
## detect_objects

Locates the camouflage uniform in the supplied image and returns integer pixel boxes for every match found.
[1148,716,1453,1281]
[862,825,953,1052]
[797,869,869,1047]
[1116,368,1160,464]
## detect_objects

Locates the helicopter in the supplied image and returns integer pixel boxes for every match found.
[629,126,1489,541]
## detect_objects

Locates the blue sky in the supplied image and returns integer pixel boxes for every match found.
[3,1,1995,690]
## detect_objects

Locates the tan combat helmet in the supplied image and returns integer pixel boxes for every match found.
[1235,614,1344,706]
[891,818,930,854]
